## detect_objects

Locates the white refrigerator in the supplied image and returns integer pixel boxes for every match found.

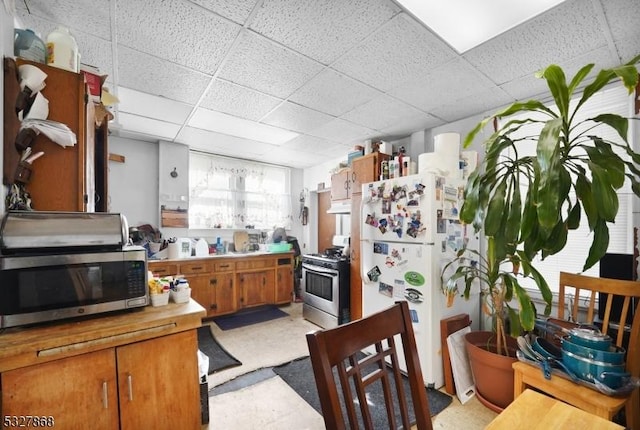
[360,171,480,389]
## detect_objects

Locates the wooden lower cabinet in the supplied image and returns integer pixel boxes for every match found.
[238,270,270,308]
[148,253,293,317]
[1,330,200,430]
[211,272,236,316]
[2,349,119,429]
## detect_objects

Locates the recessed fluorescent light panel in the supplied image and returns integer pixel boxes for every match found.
[397,0,567,53]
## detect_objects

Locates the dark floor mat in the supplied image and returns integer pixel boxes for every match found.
[212,305,288,330]
[273,355,453,426]
[197,325,242,374]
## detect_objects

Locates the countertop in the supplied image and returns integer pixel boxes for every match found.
[0,299,206,372]
[149,250,294,262]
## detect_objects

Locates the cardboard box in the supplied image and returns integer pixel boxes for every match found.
[80,65,107,103]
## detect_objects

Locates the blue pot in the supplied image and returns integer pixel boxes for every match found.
[561,336,625,365]
[561,349,629,389]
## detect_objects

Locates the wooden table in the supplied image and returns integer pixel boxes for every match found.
[485,389,624,429]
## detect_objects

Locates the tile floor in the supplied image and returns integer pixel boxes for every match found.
[202,303,497,429]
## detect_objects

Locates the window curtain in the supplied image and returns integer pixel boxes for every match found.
[189,152,292,229]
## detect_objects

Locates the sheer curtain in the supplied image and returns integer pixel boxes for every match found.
[189,152,292,229]
[502,84,635,294]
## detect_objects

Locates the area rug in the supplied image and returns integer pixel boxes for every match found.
[273,356,453,426]
[197,325,242,374]
[212,304,288,330]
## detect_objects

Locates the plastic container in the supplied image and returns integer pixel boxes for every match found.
[267,243,292,253]
[150,292,170,307]
[46,26,79,73]
[170,287,191,304]
[14,29,46,63]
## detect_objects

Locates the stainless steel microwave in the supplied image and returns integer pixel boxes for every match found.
[0,247,148,328]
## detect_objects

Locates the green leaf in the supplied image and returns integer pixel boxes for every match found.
[484,179,507,236]
[505,182,522,243]
[513,280,536,331]
[575,175,597,230]
[584,218,610,271]
[541,65,569,118]
[543,219,568,255]
[520,187,537,241]
[590,162,619,221]
[567,63,595,95]
[591,114,629,144]
[519,256,553,315]
[567,202,581,229]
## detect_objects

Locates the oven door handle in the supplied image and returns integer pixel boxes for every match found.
[302,263,339,276]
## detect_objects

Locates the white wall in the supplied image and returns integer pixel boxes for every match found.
[108,136,159,228]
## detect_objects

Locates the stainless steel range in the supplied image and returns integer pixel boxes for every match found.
[301,236,350,329]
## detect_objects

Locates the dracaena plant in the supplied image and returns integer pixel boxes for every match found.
[443,55,640,356]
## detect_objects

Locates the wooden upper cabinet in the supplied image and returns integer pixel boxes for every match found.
[351,152,390,194]
[5,59,99,211]
[330,168,351,200]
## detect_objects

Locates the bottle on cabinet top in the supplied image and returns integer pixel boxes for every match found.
[46,26,79,73]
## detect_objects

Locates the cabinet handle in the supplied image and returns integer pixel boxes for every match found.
[352,171,356,182]
[219,264,229,268]
[344,180,348,190]
[210,278,217,285]
[191,266,203,270]
[127,374,134,401]
[102,381,108,409]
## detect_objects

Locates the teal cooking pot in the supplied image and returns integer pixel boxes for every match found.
[561,349,629,389]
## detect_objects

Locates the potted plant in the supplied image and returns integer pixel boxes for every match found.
[442,54,640,411]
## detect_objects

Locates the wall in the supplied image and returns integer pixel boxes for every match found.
[108,136,159,228]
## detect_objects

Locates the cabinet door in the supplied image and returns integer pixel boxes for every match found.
[330,169,351,200]
[275,265,293,304]
[189,272,214,315]
[351,153,389,193]
[117,331,200,430]
[1,349,119,430]
[212,272,236,316]
[148,262,179,277]
[238,271,269,308]
[350,192,363,320]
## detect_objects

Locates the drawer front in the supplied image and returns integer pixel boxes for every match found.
[179,261,211,274]
[214,261,235,272]
[149,263,179,276]
[235,258,275,270]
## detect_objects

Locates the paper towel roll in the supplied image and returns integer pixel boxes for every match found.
[434,133,461,158]
[418,152,460,178]
[168,242,179,260]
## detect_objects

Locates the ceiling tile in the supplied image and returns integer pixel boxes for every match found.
[500,47,617,101]
[332,13,457,92]
[340,94,431,131]
[218,30,325,99]
[176,126,279,157]
[289,68,380,116]
[378,114,443,139]
[463,0,609,85]
[258,146,332,168]
[280,134,341,154]
[116,0,240,74]
[189,0,259,25]
[431,87,514,123]
[117,46,211,105]
[307,118,376,144]
[601,0,640,43]
[615,37,640,64]
[19,0,112,40]
[200,79,283,121]
[188,107,299,144]
[249,0,399,65]
[388,58,497,113]
[115,112,181,140]
[260,102,335,133]
[117,87,194,124]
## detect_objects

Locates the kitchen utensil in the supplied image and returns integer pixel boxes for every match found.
[561,348,629,389]
[233,230,249,253]
[561,336,626,365]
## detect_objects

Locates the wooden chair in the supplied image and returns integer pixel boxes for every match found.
[513,271,640,429]
[305,301,433,430]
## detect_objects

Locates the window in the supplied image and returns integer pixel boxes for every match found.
[189,152,292,230]
[502,84,635,294]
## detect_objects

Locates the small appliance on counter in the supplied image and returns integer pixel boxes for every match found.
[0,211,148,328]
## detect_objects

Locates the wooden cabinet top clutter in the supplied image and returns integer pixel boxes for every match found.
[3,58,103,212]
[330,152,390,201]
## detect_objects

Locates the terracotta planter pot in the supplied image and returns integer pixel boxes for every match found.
[465,330,518,413]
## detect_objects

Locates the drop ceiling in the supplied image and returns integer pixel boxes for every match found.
[13,0,640,168]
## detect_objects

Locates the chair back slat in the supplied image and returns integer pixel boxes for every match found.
[306,301,433,430]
